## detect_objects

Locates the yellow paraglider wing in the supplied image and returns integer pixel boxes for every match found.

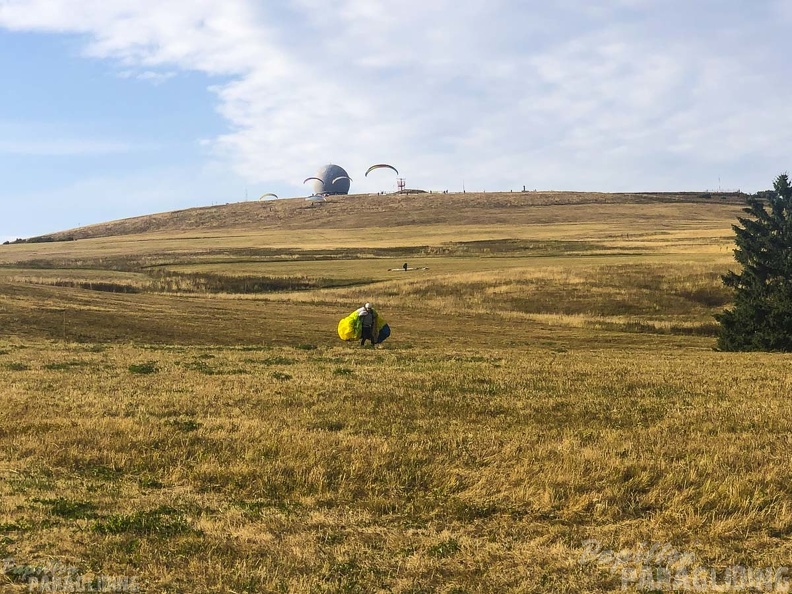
[337,310,389,342]
[337,312,360,341]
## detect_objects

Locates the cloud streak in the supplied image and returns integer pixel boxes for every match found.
[1,0,790,194]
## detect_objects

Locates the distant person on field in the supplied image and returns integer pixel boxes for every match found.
[358,303,378,347]
[403,262,408,272]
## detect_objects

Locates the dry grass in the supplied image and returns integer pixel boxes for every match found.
[13,190,745,242]
[0,191,742,267]
[1,343,791,592]
[3,191,786,593]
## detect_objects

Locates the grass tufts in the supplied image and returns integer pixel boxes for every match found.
[427,538,461,559]
[34,497,97,520]
[3,362,30,371]
[128,361,159,374]
[93,507,196,537]
[164,418,202,432]
[43,360,90,371]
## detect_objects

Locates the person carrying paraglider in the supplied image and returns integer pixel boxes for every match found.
[357,303,378,347]
[337,304,391,346]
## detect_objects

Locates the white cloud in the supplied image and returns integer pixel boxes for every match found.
[1,0,790,194]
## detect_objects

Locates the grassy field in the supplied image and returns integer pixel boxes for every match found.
[1,191,789,593]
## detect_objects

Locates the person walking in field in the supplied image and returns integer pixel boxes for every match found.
[358,303,378,347]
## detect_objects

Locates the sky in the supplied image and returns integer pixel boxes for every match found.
[1,0,791,239]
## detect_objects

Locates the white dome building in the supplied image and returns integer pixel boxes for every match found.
[313,164,351,195]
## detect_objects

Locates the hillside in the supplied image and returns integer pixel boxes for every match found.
[31,190,745,241]
[5,188,788,594]
[0,188,744,347]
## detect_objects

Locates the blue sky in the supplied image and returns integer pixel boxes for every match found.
[1,0,791,240]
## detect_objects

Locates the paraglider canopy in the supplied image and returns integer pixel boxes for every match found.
[337,307,390,343]
[365,163,399,177]
[259,192,278,200]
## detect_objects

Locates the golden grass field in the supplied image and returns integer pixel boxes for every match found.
[2,190,790,593]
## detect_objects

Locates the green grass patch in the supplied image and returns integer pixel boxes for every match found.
[182,360,219,375]
[3,362,30,371]
[165,418,202,432]
[242,355,296,366]
[309,419,345,432]
[138,476,165,489]
[427,538,461,559]
[0,520,33,532]
[43,360,90,371]
[93,507,195,537]
[182,359,248,375]
[234,498,304,519]
[128,361,158,374]
[34,497,97,520]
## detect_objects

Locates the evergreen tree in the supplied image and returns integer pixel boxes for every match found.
[716,173,792,351]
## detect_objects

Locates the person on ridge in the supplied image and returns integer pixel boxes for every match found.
[358,303,378,347]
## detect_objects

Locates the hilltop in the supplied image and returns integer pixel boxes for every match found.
[28,190,745,242]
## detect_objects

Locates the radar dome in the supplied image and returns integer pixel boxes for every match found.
[313,164,351,195]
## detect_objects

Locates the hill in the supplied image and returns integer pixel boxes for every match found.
[5,188,790,593]
[0,189,744,347]
[27,190,745,242]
